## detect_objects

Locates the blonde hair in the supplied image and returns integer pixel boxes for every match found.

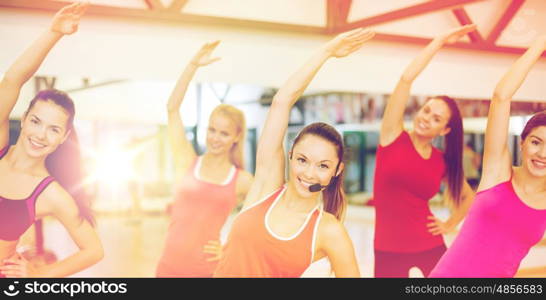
[210,104,246,169]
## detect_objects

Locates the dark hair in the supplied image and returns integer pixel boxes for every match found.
[291,122,345,220]
[434,96,464,207]
[27,89,95,226]
[521,110,546,141]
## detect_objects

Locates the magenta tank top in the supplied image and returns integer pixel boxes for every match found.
[0,146,55,241]
[430,180,546,277]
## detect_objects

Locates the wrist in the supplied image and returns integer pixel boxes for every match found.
[47,29,64,39]
[33,265,50,278]
[319,43,336,58]
[444,219,457,231]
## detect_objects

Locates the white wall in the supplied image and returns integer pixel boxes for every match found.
[0,6,545,124]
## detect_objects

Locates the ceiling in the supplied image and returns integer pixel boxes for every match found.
[2,0,544,56]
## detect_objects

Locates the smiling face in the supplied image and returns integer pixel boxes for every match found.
[288,134,343,198]
[520,126,546,178]
[413,98,452,139]
[20,100,70,158]
[205,112,240,155]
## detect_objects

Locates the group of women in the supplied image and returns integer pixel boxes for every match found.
[1,2,545,278]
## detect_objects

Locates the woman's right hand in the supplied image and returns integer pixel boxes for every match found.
[50,1,88,35]
[190,41,221,67]
[324,28,375,58]
[435,24,477,44]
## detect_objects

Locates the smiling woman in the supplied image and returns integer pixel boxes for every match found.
[372,25,477,278]
[430,36,546,278]
[155,41,254,278]
[213,27,376,278]
[0,1,103,278]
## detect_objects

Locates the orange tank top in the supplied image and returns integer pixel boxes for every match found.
[213,185,323,278]
[156,157,239,277]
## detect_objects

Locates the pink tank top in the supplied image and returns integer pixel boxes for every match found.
[0,146,55,241]
[430,180,546,277]
[156,157,239,277]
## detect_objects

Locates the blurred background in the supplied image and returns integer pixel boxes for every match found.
[1,0,545,277]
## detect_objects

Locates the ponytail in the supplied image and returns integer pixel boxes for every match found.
[436,96,464,207]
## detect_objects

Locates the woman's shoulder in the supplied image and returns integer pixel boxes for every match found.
[317,212,345,238]
[237,169,254,183]
[39,180,72,205]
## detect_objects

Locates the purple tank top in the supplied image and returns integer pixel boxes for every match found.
[430,180,546,277]
[0,146,55,241]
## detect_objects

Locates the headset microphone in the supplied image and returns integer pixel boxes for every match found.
[289,153,341,193]
[308,183,327,193]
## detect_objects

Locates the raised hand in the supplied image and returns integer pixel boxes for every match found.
[190,41,222,67]
[50,1,89,35]
[324,28,375,58]
[437,24,477,44]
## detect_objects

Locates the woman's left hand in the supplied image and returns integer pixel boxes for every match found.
[203,240,223,262]
[426,215,454,235]
[0,253,40,278]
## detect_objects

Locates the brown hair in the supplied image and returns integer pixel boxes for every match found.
[521,110,546,141]
[431,96,465,207]
[27,89,95,226]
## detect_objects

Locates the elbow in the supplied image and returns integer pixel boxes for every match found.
[492,84,514,103]
[0,74,22,89]
[492,90,511,103]
[399,71,416,84]
[166,104,177,114]
[87,244,104,265]
[270,95,294,110]
[272,88,303,106]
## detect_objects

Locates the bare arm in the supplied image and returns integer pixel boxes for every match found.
[243,28,375,209]
[1,183,103,277]
[166,41,221,178]
[479,36,546,191]
[317,213,360,277]
[0,2,87,148]
[428,180,475,235]
[380,24,477,146]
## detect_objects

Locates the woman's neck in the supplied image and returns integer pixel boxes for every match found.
[202,151,232,168]
[5,143,47,174]
[514,166,546,194]
[408,130,433,151]
[283,182,321,212]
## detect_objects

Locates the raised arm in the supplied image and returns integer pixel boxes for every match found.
[166,41,220,177]
[480,36,546,191]
[243,28,375,208]
[380,24,477,146]
[0,2,87,148]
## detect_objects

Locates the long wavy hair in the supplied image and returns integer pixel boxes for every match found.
[26,89,95,226]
